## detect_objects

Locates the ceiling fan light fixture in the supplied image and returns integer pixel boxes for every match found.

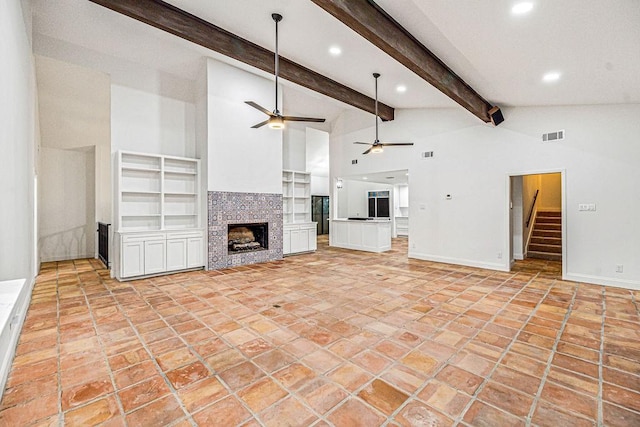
[268,116,285,129]
[371,145,384,154]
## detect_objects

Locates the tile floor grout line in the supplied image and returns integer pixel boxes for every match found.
[524,281,579,426]
[598,286,606,427]
[138,273,339,426]
[56,261,63,426]
[74,262,130,426]
[10,246,638,426]
[83,273,194,425]
[451,273,559,426]
[376,270,535,425]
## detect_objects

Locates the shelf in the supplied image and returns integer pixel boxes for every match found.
[118,151,200,233]
[122,190,161,195]
[122,166,161,173]
[164,192,196,196]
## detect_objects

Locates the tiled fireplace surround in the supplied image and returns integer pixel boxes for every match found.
[207,191,283,270]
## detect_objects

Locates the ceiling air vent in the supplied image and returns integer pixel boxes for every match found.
[421,151,434,158]
[542,130,565,142]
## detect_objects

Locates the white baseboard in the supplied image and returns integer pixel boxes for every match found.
[409,252,509,272]
[564,272,640,291]
[40,252,94,263]
[0,277,34,400]
[513,252,524,261]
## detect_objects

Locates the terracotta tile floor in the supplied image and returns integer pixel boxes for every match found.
[2,237,640,426]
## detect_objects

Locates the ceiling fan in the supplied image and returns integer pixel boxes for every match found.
[245,13,326,130]
[354,73,414,154]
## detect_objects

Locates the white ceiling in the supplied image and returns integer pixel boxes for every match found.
[32,0,640,125]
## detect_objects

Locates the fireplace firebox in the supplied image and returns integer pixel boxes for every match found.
[228,223,268,253]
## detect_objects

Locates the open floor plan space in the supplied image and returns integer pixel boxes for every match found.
[1,239,639,426]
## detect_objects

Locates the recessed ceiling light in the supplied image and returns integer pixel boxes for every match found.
[542,71,561,83]
[363,177,368,180]
[328,46,342,56]
[511,2,533,15]
[396,85,407,93]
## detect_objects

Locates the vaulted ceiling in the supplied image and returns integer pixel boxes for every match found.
[32,0,640,128]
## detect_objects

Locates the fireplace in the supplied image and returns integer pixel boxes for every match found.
[228,223,268,254]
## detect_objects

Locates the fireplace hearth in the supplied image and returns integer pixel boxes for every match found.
[228,223,268,254]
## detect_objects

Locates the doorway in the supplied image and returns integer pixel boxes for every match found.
[508,171,565,275]
[312,196,330,235]
[39,146,96,262]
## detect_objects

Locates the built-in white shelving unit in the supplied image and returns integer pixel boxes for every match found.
[282,170,316,255]
[116,151,204,280]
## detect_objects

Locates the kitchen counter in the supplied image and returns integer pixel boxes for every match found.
[330,218,391,253]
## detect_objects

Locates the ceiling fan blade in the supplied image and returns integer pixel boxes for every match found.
[362,147,373,155]
[251,120,270,129]
[353,142,372,145]
[245,101,273,116]
[379,142,415,147]
[282,116,326,123]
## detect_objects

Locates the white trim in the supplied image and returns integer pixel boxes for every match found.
[506,169,566,276]
[0,277,34,401]
[409,251,509,272]
[563,273,640,291]
[524,208,538,256]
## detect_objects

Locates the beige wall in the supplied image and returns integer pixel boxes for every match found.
[539,172,562,211]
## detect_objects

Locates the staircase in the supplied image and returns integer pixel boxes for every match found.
[528,211,562,261]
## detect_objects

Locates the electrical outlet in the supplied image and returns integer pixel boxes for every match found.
[616,264,624,273]
[588,203,597,211]
[578,204,588,211]
[497,251,502,259]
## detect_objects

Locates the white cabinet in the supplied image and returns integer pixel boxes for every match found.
[122,240,144,278]
[395,217,409,236]
[116,151,205,280]
[187,237,204,268]
[283,223,317,255]
[282,170,316,255]
[144,239,166,274]
[166,238,187,271]
[117,230,204,280]
[283,229,291,254]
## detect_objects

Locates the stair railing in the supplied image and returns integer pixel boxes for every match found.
[525,190,539,228]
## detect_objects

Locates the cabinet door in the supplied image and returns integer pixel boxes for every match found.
[166,238,187,271]
[122,241,144,278]
[307,227,317,251]
[144,240,166,274]
[187,237,204,268]
[283,230,291,254]
[291,229,309,253]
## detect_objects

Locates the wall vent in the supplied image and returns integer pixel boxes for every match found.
[542,130,565,142]
[421,151,434,158]
[352,159,358,164]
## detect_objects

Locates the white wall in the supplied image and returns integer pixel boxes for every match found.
[283,128,306,171]
[35,56,111,261]
[306,128,330,196]
[111,84,196,158]
[1,0,37,281]
[337,180,393,218]
[330,104,640,289]
[206,59,282,194]
[39,147,95,261]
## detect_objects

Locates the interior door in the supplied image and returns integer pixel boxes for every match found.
[312,196,330,235]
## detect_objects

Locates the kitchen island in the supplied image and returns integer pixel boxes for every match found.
[330,218,392,253]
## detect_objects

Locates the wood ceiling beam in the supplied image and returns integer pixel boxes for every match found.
[88,0,395,121]
[310,0,494,122]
